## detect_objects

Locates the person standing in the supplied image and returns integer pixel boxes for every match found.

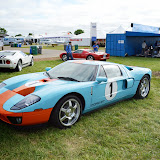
[142,41,147,55]
[93,42,99,52]
[66,42,73,60]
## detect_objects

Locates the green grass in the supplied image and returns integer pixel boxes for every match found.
[21,45,105,51]
[0,57,160,160]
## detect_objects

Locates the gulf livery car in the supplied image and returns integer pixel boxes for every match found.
[0,60,151,129]
[0,50,34,72]
[60,49,110,61]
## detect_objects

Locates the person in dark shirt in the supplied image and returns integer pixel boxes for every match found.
[66,42,73,60]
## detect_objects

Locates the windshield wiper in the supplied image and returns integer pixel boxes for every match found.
[57,77,80,82]
[45,72,52,79]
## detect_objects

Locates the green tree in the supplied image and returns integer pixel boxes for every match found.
[15,34,22,37]
[28,33,33,35]
[0,27,7,34]
[74,29,84,35]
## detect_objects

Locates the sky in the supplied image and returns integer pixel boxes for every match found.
[0,0,160,36]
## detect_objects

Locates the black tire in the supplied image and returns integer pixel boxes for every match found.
[62,54,67,61]
[30,58,34,66]
[86,55,94,60]
[134,75,150,99]
[15,60,22,72]
[49,95,82,129]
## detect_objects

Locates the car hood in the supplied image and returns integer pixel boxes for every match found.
[3,72,93,97]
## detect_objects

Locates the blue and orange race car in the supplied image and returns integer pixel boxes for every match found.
[0,60,151,129]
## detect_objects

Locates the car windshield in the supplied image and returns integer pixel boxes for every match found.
[88,50,95,53]
[47,62,98,82]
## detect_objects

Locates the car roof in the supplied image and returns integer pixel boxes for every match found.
[67,60,116,66]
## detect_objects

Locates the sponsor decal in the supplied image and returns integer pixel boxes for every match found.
[70,39,82,41]
[91,100,105,107]
[0,55,6,58]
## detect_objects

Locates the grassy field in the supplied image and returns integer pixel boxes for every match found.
[21,44,105,51]
[0,57,160,160]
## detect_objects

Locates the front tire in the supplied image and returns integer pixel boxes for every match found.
[50,95,82,129]
[134,75,150,99]
[15,60,22,72]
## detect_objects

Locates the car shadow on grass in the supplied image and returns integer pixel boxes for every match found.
[0,68,15,72]
[0,119,57,133]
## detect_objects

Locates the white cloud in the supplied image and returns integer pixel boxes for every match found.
[0,0,160,36]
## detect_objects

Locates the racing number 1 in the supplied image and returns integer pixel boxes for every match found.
[109,82,113,97]
[105,81,117,100]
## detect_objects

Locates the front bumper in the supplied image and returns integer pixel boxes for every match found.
[0,90,52,126]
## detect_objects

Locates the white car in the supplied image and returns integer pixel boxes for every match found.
[0,50,34,72]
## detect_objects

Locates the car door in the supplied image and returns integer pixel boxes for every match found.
[19,51,31,65]
[91,64,129,109]
[72,50,83,59]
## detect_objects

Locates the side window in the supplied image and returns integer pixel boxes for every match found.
[19,51,27,56]
[103,65,122,78]
[74,50,83,53]
[98,66,106,77]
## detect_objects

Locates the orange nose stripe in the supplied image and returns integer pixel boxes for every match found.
[13,85,35,96]
[0,90,17,113]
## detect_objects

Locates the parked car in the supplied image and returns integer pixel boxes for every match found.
[60,49,110,61]
[0,60,151,129]
[0,50,33,71]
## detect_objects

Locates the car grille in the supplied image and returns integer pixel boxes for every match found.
[0,60,5,64]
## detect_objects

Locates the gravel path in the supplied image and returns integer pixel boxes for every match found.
[3,46,63,60]
[2,46,105,62]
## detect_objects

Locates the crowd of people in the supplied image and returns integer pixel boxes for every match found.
[141,40,160,57]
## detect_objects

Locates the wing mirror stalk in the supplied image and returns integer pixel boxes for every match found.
[96,77,107,83]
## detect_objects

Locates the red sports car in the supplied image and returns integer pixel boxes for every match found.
[60,49,110,61]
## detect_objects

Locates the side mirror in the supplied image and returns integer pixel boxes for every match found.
[45,67,52,71]
[96,77,107,83]
[126,78,134,88]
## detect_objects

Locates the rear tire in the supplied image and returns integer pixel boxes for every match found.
[62,54,67,61]
[15,60,22,72]
[49,95,82,129]
[134,75,150,99]
[86,55,94,60]
[30,58,34,66]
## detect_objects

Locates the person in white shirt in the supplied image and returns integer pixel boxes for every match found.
[142,41,147,55]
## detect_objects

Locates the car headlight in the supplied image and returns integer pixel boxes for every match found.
[11,95,41,110]
[0,83,6,89]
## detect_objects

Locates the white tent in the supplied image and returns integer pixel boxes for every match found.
[70,32,90,46]
[110,26,126,34]
[39,32,71,44]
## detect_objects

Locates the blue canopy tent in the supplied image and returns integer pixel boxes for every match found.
[106,31,160,57]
